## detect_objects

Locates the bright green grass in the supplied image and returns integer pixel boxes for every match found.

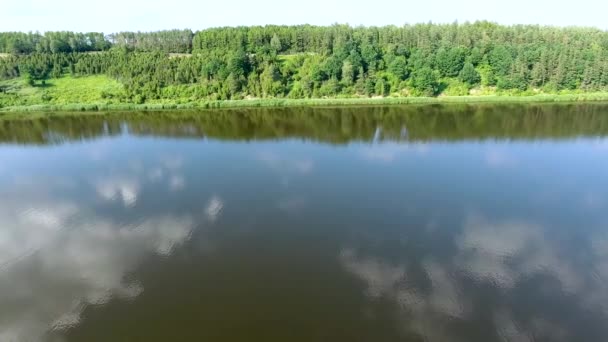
[277,52,317,61]
[3,93,608,114]
[0,75,123,106]
[0,53,9,58]
[277,54,299,61]
[43,75,123,104]
[168,53,193,58]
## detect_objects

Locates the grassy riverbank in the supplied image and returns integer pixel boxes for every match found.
[2,76,608,113]
[3,94,608,113]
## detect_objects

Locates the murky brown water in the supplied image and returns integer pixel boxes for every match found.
[1,104,608,341]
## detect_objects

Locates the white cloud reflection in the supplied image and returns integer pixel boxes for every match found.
[340,214,608,341]
[0,153,203,341]
[205,196,224,222]
[340,247,466,341]
[93,155,189,207]
[340,248,405,297]
[456,215,584,293]
[592,139,608,152]
[148,167,164,182]
[256,151,315,175]
[160,155,184,171]
[94,177,140,207]
[485,149,518,168]
[169,175,186,191]
[360,143,429,163]
[0,195,195,342]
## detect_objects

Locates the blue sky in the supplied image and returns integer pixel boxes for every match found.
[1,0,606,32]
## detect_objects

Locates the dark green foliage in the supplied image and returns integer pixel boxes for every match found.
[489,46,513,77]
[435,47,466,77]
[20,54,53,85]
[410,67,439,96]
[1,22,608,105]
[459,62,481,86]
[388,56,408,80]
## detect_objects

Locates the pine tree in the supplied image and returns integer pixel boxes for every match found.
[458,62,480,86]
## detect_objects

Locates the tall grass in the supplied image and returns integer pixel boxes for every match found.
[3,93,608,113]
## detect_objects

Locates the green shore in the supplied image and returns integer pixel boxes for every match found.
[3,93,608,114]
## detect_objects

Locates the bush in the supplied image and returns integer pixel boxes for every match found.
[443,79,470,96]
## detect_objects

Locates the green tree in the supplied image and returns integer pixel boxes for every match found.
[410,67,439,96]
[354,67,366,94]
[477,63,496,87]
[318,77,341,96]
[341,60,354,86]
[270,34,282,53]
[388,56,408,80]
[228,50,250,77]
[374,77,389,96]
[260,64,282,97]
[459,62,480,86]
[435,47,466,77]
[489,46,513,77]
[1,23,608,103]
[52,64,62,78]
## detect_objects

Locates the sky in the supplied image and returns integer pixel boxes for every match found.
[1,0,606,33]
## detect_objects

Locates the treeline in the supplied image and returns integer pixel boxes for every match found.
[108,30,193,53]
[3,103,608,145]
[189,23,608,95]
[2,23,608,103]
[0,32,111,54]
[0,30,193,54]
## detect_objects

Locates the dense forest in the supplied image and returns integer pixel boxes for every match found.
[1,23,608,107]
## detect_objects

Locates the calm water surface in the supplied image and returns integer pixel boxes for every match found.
[1,104,608,341]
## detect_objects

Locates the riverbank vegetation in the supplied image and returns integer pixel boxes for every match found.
[2,23,608,110]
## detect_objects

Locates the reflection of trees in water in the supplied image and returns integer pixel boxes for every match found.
[2,103,608,145]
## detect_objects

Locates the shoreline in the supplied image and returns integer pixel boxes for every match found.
[2,93,608,113]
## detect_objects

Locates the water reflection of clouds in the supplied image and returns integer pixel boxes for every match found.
[0,200,78,268]
[457,215,583,292]
[169,175,186,191]
[340,248,467,341]
[592,139,608,152]
[148,167,164,182]
[485,148,518,168]
[93,155,188,206]
[85,142,112,162]
[256,150,315,175]
[277,196,307,213]
[0,194,196,342]
[340,214,608,341]
[160,155,184,170]
[340,248,405,297]
[205,196,224,222]
[94,176,140,207]
[0,155,212,341]
[359,143,429,163]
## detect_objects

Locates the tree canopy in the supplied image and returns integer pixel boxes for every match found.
[1,23,608,104]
